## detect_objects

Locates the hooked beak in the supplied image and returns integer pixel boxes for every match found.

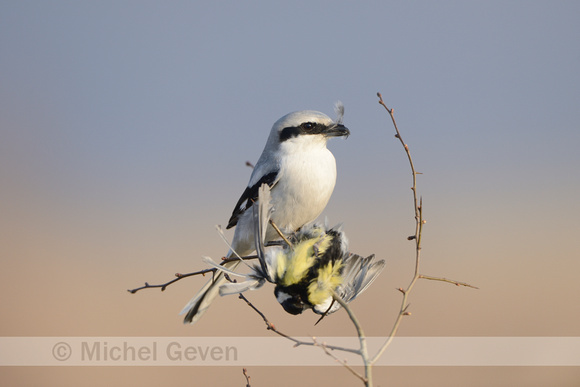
[324,124,350,139]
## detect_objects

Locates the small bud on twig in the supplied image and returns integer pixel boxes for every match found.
[243,368,251,387]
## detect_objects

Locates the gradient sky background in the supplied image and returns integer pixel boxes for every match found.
[1,1,579,386]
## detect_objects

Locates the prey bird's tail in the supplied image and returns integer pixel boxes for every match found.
[180,259,241,324]
[181,184,274,324]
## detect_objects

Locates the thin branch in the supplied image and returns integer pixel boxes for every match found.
[331,290,372,386]
[312,338,367,384]
[418,274,479,289]
[269,219,293,248]
[377,92,421,226]
[237,292,361,355]
[369,277,418,365]
[242,368,251,387]
[370,92,425,365]
[371,92,477,367]
[127,255,258,294]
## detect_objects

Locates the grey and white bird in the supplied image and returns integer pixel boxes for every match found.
[181,104,350,324]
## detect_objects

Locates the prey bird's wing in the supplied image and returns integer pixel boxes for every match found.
[338,254,386,304]
[218,278,266,296]
[226,170,279,229]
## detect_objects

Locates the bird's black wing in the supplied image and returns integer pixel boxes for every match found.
[226,171,278,229]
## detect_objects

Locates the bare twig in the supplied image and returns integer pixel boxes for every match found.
[371,92,477,366]
[418,274,479,289]
[377,92,421,227]
[238,288,368,383]
[237,292,361,355]
[370,92,425,365]
[331,290,372,386]
[269,219,293,248]
[242,368,251,387]
[313,338,367,384]
[127,271,212,294]
[127,255,258,294]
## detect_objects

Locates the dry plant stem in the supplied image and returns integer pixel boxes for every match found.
[237,292,361,355]
[373,93,478,366]
[371,93,424,366]
[370,204,424,365]
[419,274,479,289]
[377,93,421,229]
[331,291,371,386]
[269,219,293,248]
[242,368,251,387]
[313,338,367,385]
[127,255,258,294]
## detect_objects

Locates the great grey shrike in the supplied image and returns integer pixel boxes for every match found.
[181,103,350,324]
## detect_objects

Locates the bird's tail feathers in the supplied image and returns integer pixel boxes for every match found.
[181,196,269,324]
[180,259,241,324]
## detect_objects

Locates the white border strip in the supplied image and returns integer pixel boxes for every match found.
[1,337,578,366]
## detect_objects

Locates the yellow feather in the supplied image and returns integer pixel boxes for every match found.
[280,233,332,286]
[307,260,343,306]
[275,250,287,281]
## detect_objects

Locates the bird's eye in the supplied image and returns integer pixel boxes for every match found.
[301,122,315,131]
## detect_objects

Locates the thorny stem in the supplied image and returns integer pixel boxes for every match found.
[127,255,258,294]
[372,92,477,366]
[237,292,362,355]
[332,291,371,386]
[418,275,479,289]
[378,93,421,228]
[371,92,425,365]
[242,368,251,387]
[269,219,293,248]
[313,338,367,385]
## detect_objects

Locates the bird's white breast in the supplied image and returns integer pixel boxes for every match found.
[268,139,337,235]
